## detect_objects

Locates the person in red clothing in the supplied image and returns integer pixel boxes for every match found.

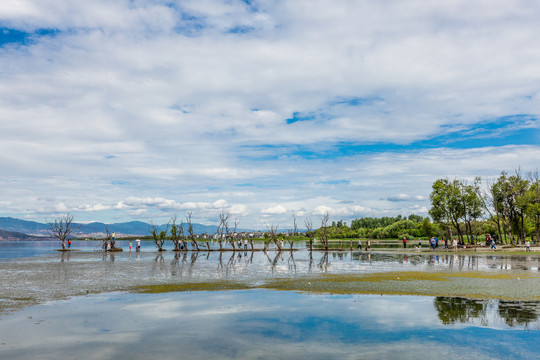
[402,237,407,248]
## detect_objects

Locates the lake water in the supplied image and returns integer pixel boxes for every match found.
[1,241,540,359]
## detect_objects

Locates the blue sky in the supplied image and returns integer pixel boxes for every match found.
[1,0,540,229]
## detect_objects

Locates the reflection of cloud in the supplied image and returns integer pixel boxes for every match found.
[2,288,538,359]
[122,294,280,320]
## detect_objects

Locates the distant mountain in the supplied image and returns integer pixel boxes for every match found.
[0,217,50,235]
[0,217,220,238]
[0,228,54,241]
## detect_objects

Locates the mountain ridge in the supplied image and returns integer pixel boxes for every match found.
[0,217,228,238]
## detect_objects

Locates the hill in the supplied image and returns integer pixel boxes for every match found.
[0,228,54,241]
[0,217,219,238]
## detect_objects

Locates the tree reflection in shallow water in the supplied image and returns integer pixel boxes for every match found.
[434,297,540,328]
[498,300,540,328]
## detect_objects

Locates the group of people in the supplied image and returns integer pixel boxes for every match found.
[356,238,371,250]
[102,238,141,252]
[237,239,249,250]
[412,237,460,251]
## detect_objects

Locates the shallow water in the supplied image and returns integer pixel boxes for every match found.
[2,241,540,359]
[2,241,540,313]
[1,290,539,360]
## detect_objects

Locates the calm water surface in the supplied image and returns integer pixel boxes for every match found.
[1,290,539,360]
[1,241,540,359]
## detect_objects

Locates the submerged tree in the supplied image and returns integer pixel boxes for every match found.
[48,214,80,250]
[266,224,281,250]
[186,212,199,251]
[150,221,168,251]
[216,212,230,251]
[319,213,330,250]
[170,216,184,251]
[304,218,314,252]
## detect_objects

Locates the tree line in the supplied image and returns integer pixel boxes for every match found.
[429,169,540,245]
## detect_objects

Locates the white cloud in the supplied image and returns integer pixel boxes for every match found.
[77,203,112,212]
[1,0,540,227]
[229,204,248,216]
[312,205,371,217]
[261,205,287,215]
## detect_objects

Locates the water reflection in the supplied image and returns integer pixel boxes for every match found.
[1,291,539,360]
[434,297,540,328]
[4,241,540,274]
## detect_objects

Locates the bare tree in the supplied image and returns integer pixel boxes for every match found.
[292,214,298,236]
[304,218,314,252]
[216,212,230,251]
[186,212,199,251]
[225,217,236,251]
[320,213,330,251]
[266,223,282,250]
[104,224,121,251]
[48,214,80,250]
[104,225,112,250]
[287,237,295,251]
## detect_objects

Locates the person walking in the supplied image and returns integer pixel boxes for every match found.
[402,237,407,249]
[452,238,458,252]
[67,239,71,249]
[136,238,141,251]
[490,238,496,250]
[357,238,362,249]
[129,240,132,252]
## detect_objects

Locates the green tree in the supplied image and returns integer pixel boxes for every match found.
[522,171,540,242]
[420,217,437,238]
[461,178,484,243]
[429,179,465,243]
[150,221,168,251]
[493,171,529,242]
[170,216,184,251]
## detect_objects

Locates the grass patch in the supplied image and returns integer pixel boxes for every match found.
[134,281,253,294]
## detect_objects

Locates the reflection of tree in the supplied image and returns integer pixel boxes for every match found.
[435,297,540,328]
[264,250,282,274]
[498,301,539,328]
[288,251,297,273]
[319,252,329,271]
[434,297,487,325]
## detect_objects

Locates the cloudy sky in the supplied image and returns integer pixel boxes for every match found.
[1,0,539,229]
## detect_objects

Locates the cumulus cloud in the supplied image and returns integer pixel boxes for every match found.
[312,205,370,217]
[1,0,540,227]
[262,205,287,215]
